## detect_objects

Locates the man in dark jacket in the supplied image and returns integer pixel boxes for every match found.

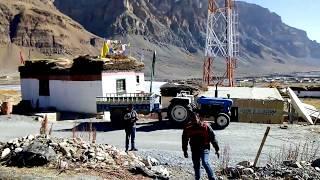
[124,104,138,152]
[182,112,220,180]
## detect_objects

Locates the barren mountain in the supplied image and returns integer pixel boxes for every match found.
[54,0,320,79]
[0,0,102,74]
[1,0,320,79]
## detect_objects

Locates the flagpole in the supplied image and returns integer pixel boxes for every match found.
[149,50,156,94]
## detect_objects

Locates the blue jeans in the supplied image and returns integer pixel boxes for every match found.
[125,126,136,150]
[192,149,216,180]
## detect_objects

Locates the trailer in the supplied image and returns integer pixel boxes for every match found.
[97,90,233,129]
[96,93,160,126]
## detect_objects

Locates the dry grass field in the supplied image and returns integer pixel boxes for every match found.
[302,98,320,109]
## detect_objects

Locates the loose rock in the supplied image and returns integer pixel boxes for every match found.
[243,168,254,175]
[14,147,23,153]
[1,148,10,159]
[237,161,252,168]
[0,134,170,178]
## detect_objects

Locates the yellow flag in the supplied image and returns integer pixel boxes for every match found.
[100,42,109,58]
[100,45,104,58]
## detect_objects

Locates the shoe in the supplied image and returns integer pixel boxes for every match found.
[130,148,138,151]
[125,149,129,153]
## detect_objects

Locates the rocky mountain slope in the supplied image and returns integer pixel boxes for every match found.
[54,0,320,59]
[53,0,320,79]
[0,0,102,74]
[1,0,320,79]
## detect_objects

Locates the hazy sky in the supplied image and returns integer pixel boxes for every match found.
[241,0,320,42]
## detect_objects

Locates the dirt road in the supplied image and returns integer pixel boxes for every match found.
[1,116,319,168]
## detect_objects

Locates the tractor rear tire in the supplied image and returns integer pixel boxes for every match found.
[214,113,230,130]
[168,102,191,125]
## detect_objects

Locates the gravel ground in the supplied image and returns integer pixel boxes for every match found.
[0,115,319,179]
[0,166,104,180]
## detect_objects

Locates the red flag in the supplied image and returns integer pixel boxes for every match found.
[19,51,25,65]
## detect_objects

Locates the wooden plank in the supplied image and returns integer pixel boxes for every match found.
[253,126,270,167]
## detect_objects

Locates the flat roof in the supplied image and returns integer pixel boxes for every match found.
[200,87,284,101]
[19,55,144,77]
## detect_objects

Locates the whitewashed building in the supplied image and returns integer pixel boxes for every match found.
[19,56,145,114]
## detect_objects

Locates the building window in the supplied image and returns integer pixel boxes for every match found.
[39,80,50,96]
[116,79,126,93]
[136,75,140,84]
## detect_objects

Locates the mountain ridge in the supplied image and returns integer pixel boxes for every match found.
[52,0,320,79]
[0,0,320,79]
[54,0,320,61]
[0,0,103,74]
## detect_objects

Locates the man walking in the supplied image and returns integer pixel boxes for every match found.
[182,112,220,180]
[124,104,138,152]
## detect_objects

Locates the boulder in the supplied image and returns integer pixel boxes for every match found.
[5,140,56,167]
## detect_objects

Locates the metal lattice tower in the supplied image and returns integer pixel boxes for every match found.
[203,0,239,87]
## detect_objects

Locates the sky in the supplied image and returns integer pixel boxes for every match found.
[241,0,320,42]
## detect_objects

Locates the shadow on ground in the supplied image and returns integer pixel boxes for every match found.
[55,120,224,133]
[136,121,182,132]
[55,120,182,133]
[59,112,96,120]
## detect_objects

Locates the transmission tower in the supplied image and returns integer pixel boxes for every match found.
[203,0,239,87]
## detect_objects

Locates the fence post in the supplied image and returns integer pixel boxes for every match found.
[253,126,271,167]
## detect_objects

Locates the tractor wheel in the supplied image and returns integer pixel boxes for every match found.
[168,102,191,125]
[214,113,230,130]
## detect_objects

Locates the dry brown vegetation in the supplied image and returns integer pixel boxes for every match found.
[268,140,320,165]
[302,98,320,109]
[0,90,21,104]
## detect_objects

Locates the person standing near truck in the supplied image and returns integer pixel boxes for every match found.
[124,104,138,152]
[182,112,220,180]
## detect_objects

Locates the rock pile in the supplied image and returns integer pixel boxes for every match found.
[0,135,169,179]
[219,160,320,179]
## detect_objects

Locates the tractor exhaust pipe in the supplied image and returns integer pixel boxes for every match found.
[215,84,218,98]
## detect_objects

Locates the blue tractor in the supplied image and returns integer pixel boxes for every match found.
[167,91,233,129]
